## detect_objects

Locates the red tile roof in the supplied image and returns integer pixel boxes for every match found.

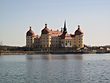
[60,33,72,39]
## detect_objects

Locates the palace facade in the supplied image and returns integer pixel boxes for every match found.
[26,21,84,50]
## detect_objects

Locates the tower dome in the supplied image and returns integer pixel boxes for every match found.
[75,25,83,35]
[41,24,50,34]
[26,26,35,36]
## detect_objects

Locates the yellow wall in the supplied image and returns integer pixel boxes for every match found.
[34,34,84,49]
[74,35,84,48]
[51,36,60,47]
[26,36,35,47]
[41,34,51,48]
[61,39,73,47]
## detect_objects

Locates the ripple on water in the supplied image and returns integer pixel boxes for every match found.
[0,54,110,83]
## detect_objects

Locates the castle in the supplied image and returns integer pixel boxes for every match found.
[26,21,84,51]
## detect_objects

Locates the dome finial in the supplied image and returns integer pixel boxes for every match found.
[78,25,80,29]
[45,24,47,28]
[29,26,32,30]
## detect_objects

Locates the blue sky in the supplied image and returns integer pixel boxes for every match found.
[0,0,110,46]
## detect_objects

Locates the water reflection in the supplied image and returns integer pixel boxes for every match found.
[74,60,82,83]
[25,54,83,83]
[0,54,110,83]
[26,59,34,83]
[26,54,83,60]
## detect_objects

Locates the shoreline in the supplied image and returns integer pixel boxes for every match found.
[0,51,110,55]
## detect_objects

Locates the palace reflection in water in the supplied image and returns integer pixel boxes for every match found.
[0,54,110,83]
[26,54,83,83]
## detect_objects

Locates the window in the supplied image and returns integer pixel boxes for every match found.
[70,42,71,45]
[65,42,67,46]
[79,45,80,47]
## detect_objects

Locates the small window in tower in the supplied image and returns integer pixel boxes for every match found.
[70,42,71,45]
[65,42,67,46]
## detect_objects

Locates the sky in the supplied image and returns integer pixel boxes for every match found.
[0,0,110,46]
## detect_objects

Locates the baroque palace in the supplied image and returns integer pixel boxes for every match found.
[26,21,84,51]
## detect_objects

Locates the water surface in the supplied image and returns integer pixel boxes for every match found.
[0,54,110,83]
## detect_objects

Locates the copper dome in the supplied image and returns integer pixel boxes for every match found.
[26,27,35,36]
[75,25,83,35]
[41,24,50,34]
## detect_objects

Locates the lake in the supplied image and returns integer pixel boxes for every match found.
[0,54,110,83]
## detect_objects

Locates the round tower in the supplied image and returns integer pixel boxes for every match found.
[74,25,84,48]
[26,26,35,48]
